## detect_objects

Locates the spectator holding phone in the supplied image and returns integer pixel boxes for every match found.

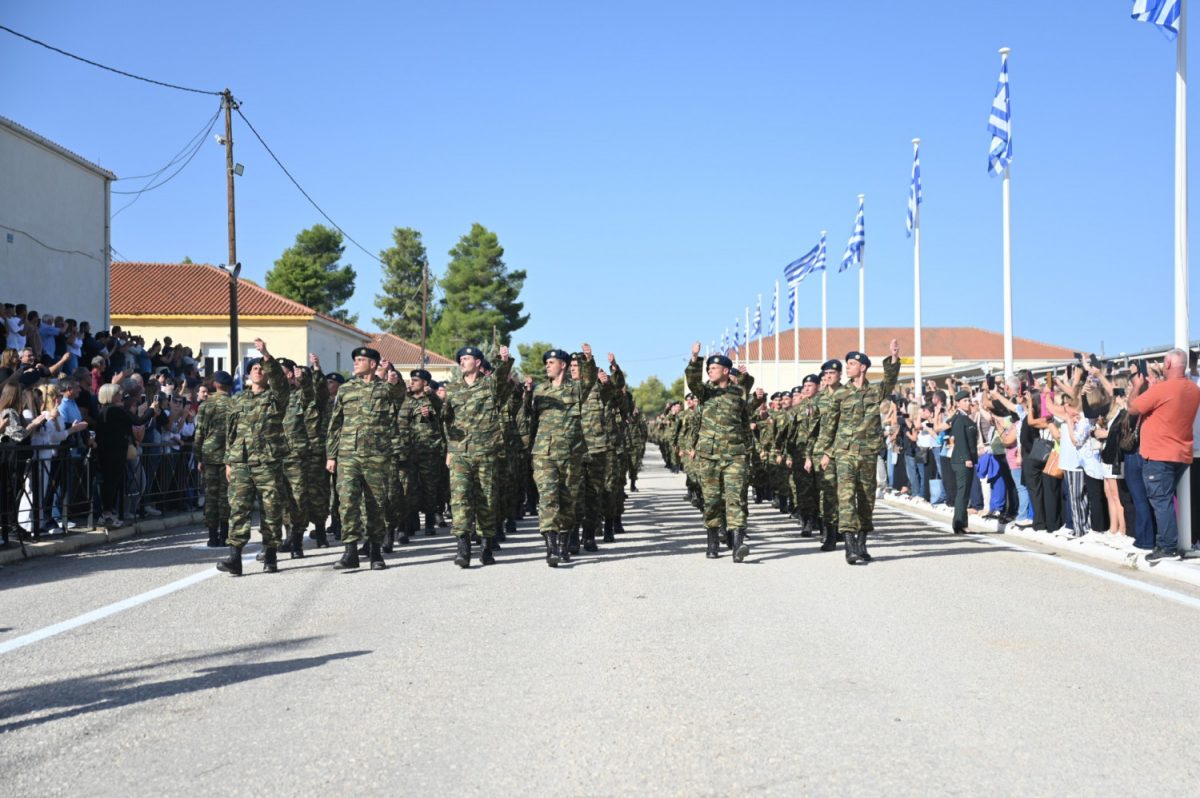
[1129,348,1200,561]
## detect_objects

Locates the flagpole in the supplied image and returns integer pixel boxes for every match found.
[995,47,1015,378]
[774,280,781,389]
[755,293,762,382]
[744,306,750,365]
[820,230,828,362]
[793,286,800,383]
[912,138,923,392]
[857,195,866,352]
[1175,2,1193,552]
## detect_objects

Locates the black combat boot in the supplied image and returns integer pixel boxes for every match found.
[369,540,388,570]
[583,527,598,552]
[425,512,437,536]
[382,529,395,554]
[706,528,720,559]
[545,533,560,567]
[800,515,814,538]
[602,519,614,543]
[358,539,370,556]
[492,520,503,550]
[262,547,279,573]
[454,535,471,568]
[289,527,306,559]
[436,511,448,528]
[216,544,243,576]
[398,525,410,545]
[733,528,749,563]
[844,529,861,565]
[205,526,222,547]
[559,532,572,563]
[310,521,329,548]
[218,521,229,546]
[720,524,731,548]
[770,495,780,510]
[614,518,625,535]
[479,536,495,566]
[496,519,507,542]
[333,542,359,570]
[630,477,638,492]
[504,518,517,537]
[567,528,580,556]
[857,530,872,562]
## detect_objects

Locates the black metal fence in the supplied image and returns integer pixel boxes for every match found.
[0,441,202,557]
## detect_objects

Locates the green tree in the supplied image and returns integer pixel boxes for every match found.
[373,227,438,341]
[516,340,555,386]
[428,223,527,354]
[667,376,686,403]
[631,376,670,413]
[266,224,358,324]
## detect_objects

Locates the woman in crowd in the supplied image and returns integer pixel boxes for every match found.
[1096,391,1131,536]
[0,379,54,541]
[30,382,86,532]
[1057,397,1091,535]
[94,382,159,528]
[61,318,83,374]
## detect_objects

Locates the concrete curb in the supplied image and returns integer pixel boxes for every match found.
[880,493,1200,591]
[0,511,205,566]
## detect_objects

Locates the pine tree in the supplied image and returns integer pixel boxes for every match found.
[266,224,357,324]
[428,223,527,353]
[373,227,437,341]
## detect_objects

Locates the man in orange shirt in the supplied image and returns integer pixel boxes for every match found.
[1129,349,1200,561]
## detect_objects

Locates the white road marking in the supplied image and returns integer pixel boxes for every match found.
[882,505,1200,611]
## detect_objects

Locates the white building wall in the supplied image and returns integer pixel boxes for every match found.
[0,120,111,328]
[304,317,370,376]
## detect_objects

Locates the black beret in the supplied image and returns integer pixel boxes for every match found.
[245,357,262,372]
[730,367,741,377]
[791,386,804,393]
[820,359,843,373]
[570,352,585,362]
[351,347,381,362]
[802,374,821,386]
[845,351,871,368]
[685,393,695,400]
[955,390,971,401]
[276,357,296,370]
[705,354,733,369]
[410,369,432,382]
[212,370,233,387]
[326,373,346,385]
[542,349,571,363]
[456,346,484,361]
[429,380,442,390]
[480,359,493,372]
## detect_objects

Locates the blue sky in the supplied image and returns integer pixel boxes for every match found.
[2,2,1195,382]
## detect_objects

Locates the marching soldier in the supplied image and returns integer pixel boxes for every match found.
[304,355,331,547]
[194,370,233,547]
[326,346,405,571]
[320,372,345,542]
[816,340,901,564]
[278,357,315,559]
[216,338,290,576]
[404,369,444,536]
[807,360,844,552]
[787,376,821,535]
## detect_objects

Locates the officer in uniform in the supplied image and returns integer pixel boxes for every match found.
[278,357,316,559]
[787,376,821,535]
[194,370,234,547]
[807,360,844,552]
[216,338,289,576]
[948,389,979,534]
[326,346,404,570]
[442,345,514,568]
[404,369,443,536]
[320,371,345,543]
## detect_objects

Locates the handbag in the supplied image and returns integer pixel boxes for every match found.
[1028,437,1054,465]
[1118,413,1141,453]
[1043,447,1064,479]
[126,441,138,461]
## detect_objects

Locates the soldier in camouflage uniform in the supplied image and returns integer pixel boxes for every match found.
[806,360,844,552]
[627,403,647,492]
[300,356,331,548]
[194,370,234,547]
[525,345,596,567]
[573,351,624,552]
[319,372,345,542]
[326,346,405,571]
[816,341,900,564]
[684,344,757,563]
[382,365,412,552]
[786,376,821,535]
[403,369,443,537]
[442,345,514,568]
[680,395,702,509]
[216,338,290,576]
[277,357,317,559]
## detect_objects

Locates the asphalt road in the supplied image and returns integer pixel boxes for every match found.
[2,452,1198,797]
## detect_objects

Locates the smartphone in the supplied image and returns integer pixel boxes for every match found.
[985,374,996,390]
[1137,360,1149,378]
[1114,388,1126,397]
[1072,351,1083,361]
[1089,355,1102,370]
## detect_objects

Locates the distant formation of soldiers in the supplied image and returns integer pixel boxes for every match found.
[195,339,648,575]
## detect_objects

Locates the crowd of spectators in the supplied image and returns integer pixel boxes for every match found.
[882,349,1200,560]
[1,300,205,545]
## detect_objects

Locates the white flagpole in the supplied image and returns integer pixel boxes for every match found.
[913,138,923,392]
[755,293,762,382]
[820,230,828,362]
[858,195,866,352]
[1175,3,1193,551]
[744,306,750,366]
[774,280,781,390]
[999,48,1015,378]
[793,286,800,383]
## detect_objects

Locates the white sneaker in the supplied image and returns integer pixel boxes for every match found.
[143,506,162,517]
[66,519,86,530]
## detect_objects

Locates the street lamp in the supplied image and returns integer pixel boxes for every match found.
[217,262,241,378]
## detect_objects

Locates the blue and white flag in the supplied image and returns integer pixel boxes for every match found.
[840,198,865,273]
[1132,0,1181,39]
[812,232,828,274]
[733,318,742,351]
[768,283,777,336]
[785,243,819,324]
[988,54,1012,176]
[752,297,762,338]
[906,143,923,237]
[720,329,729,352]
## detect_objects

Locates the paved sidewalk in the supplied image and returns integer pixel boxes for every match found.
[0,511,204,566]
[880,492,1200,590]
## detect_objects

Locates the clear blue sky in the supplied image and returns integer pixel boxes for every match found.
[2,2,1195,382]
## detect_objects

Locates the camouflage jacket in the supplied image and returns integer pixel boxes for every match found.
[808,386,841,459]
[526,356,596,458]
[787,396,819,456]
[684,357,754,459]
[303,369,330,451]
[443,359,515,456]
[816,358,901,458]
[326,375,406,460]
[283,373,316,457]
[225,357,290,465]
[404,389,444,453]
[194,391,233,465]
[579,358,623,454]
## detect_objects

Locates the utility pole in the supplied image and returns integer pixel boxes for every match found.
[419,260,428,365]
[223,88,240,377]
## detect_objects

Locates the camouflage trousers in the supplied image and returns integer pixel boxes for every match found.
[386,459,410,533]
[632,442,645,476]
[835,455,878,535]
[282,455,310,532]
[201,461,229,529]
[608,450,627,518]
[532,451,582,534]
[336,454,389,544]
[698,454,748,530]
[768,458,791,503]
[791,456,818,516]
[306,454,328,528]
[448,451,496,539]
[227,460,285,548]
[815,459,839,526]
[410,447,441,516]
[581,450,612,532]
[496,448,525,523]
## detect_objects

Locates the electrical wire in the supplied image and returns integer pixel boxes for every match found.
[1,223,104,262]
[0,24,222,96]
[111,106,221,218]
[113,103,222,184]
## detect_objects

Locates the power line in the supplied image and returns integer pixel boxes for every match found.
[0,24,222,96]
[1,223,104,263]
[114,103,222,183]
[111,107,221,218]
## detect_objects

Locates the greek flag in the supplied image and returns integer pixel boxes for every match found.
[720,329,728,352]
[768,283,777,336]
[733,319,742,351]
[988,54,1012,176]
[1132,0,1181,39]
[752,297,762,338]
[906,143,922,237]
[840,198,865,273]
[812,231,828,274]
[784,238,823,323]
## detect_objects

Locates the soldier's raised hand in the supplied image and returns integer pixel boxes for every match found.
[598,369,609,384]
[889,338,900,359]
[309,352,320,368]
[380,359,392,372]
[581,343,592,359]
[607,352,616,366]
[420,404,431,417]
[524,375,534,392]
[254,337,268,356]
[499,345,510,362]
[691,341,701,359]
